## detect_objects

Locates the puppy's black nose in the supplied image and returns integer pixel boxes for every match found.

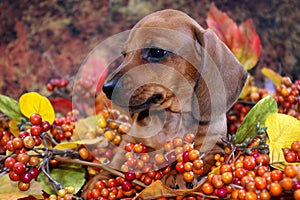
[102,79,116,99]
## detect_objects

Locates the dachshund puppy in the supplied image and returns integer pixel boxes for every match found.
[102,9,247,187]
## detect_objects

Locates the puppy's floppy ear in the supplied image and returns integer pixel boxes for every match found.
[192,27,248,122]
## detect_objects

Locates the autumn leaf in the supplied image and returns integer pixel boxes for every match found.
[72,115,102,141]
[49,97,73,115]
[0,94,22,121]
[265,113,300,170]
[19,92,55,123]
[133,180,182,199]
[206,5,261,70]
[54,137,104,150]
[9,119,21,137]
[0,174,43,199]
[261,67,283,86]
[38,164,85,195]
[236,96,277,144]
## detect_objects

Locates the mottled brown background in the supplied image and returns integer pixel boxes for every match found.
[0,0,299,99]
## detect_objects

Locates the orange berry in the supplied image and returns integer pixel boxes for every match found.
[183,171,194,182]
[259,191,271,200]
[269,182,283,196]
[254,176,267,190]
[294,189,300,200]
[245,191,257,200]
[222,172,233,184]
[284,164,298,178]
[201,182,214,195]
[281,177,293,190]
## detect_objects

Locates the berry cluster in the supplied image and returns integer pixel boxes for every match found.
[50,110,78,142]
[45,186,75,200]
[197,153,300,200]
[97,108,131,146]
[227,103,251,134]
[5,154,40,191]
[73,75,97,101]
[283,141,300,163]
[274,77,300,119]
[121,142,168,186]
[120,132,203,187]
[46,77,69,92]
[85,175,144,199]
[1,113,50,191]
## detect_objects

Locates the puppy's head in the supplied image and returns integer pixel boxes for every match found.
[103,9,247,126]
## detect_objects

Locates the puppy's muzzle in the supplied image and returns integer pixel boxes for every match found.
[102,79,117,99]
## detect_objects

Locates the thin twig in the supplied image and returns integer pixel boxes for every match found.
[55,157,147,188]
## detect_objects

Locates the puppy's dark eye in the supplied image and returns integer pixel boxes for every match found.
[143,48,169,63]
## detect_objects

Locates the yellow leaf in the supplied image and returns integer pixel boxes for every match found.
[209,166,220,175]
[19,92,55,123]
[0,174,43,199]
[9,119,20,137]
[54,137,104,150]
[265,113,300,170]
[261,67,282,86]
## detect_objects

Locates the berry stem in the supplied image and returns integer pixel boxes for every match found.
[41,158,62,194]
[54,157,147,188]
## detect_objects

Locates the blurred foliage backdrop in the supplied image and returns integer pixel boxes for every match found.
[0,0,299,99]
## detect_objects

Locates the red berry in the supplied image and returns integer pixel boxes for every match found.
[6,140,14,151]
[33,136,42,146]
[19,131,29,139]
[124,142,135,152]
[175,162,185,173]
[30,113,42,125]
[57,78,69,88]
[5,157,16,169]
[30,125,42,136]
[293,181,300,190]
[21,172,32,183]
[29,168,39,179]
[41,121,51,132]
[46,83,55,91]
[12,137,23,150]
[13,162,26,175]
[107,178,117,188]
[271,169,283,181]
[243,156,256,170]
[292,141,300,152]
[182,151,189,163]
[125,171,136,181]
[9,171,20,181]
[121,181,132,191]
[217,188,227,198]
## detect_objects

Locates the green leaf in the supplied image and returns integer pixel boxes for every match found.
[38,163,86,194]
[0,94,22,121]
[235,96,277,143]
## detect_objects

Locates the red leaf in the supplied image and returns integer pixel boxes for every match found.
[49,97,73,115]
[238,19,262,69]
[206,5,261,70]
